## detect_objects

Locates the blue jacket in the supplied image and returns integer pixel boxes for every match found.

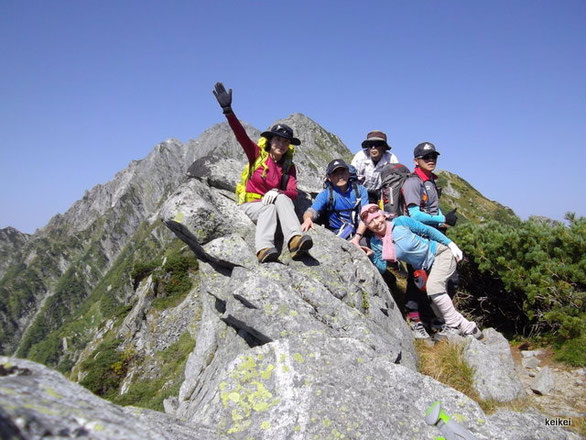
[309,183,369,231]
[369,216,452,273]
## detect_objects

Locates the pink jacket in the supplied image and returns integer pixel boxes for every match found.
[226,112,298,201]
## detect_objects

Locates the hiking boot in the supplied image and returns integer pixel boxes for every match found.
[288,235,313,259]
[257,247,279,263]
[469,326,484,340]
[430,318,445,332]
[434,324,461,342]
[409,321,431,340]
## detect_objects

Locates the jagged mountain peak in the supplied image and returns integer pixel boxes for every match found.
[0,226,31,279]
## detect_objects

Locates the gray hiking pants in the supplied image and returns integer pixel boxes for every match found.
[241,194,302,253]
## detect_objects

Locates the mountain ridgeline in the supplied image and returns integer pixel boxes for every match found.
[4,115,577,440]
[0,115,512,360]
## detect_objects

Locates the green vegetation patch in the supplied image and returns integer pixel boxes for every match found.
[79,336,131,400]
[554,334,586,367]
[436,172,519,226]
[112,331,195,410]
[15,217,194,373]
[449,213,585,358]
[151,251,199,311]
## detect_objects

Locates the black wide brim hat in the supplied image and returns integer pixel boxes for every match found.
[261,123,301,146]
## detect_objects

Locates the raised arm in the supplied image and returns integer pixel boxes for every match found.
[213,82,259,163]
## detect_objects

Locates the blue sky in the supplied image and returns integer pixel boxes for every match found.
[1,0,585,234]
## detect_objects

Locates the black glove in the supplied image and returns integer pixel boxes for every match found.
[444,208,458,226]
[213,82,233,114]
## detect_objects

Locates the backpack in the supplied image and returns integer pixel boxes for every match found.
[378,163,412,217]
[235,137,294,204]
[322,165,362,238]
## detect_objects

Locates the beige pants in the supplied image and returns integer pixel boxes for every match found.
[426,244,455,296]
[241,194,302,253]
[428,244,476,334]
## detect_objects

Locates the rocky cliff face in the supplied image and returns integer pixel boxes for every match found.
[4,113,572,440]
[0,227,30,279]
[0,117,295,356]
[1,163,579,438]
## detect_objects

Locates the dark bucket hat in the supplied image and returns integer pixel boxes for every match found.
[361,130,391,150]
[261,123,301,146]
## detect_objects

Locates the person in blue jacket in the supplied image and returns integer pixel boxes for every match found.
[301,159,368,239]
[359,204,483,341]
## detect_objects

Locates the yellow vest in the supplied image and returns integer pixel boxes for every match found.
[235,137,295,204]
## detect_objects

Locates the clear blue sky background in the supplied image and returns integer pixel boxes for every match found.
[1,1,585,234]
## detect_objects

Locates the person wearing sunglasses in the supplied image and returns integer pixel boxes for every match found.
[359,204,483,341]
[401,142,459,339]
[351,130,399,203]
[212,82,313,263]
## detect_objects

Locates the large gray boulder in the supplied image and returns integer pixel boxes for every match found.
[1,352,581,440]
[463,328,526,402]
[158,172,580,439]
[0,356,219,440]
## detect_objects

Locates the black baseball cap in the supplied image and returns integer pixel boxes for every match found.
[326,159,349,175]
[414,142,440,158]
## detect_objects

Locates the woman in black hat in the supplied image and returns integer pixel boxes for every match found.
[213,82,312,263]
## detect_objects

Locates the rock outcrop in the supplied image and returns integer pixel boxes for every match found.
[0,226,30,279]
[154,158,579,439]
[3,112,577,439]
[0,356,218,440]
[463,328,526,402]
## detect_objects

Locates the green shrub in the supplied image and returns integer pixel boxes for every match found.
[151,253,198,310]
[112,331,195,410]
[79,338,127,399]
[554,335,586,367]
[130,261,160,289]
[450,214,585,343]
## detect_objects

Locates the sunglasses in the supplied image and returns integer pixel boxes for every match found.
[368,143,386,149]
[418,154,438,161]
[360,205,381,221]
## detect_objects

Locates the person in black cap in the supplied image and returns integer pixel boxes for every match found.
[401,142,459,340]
[351,130,399,203]
[403,142,457,228]
[213,82,312,263]
[300,158,368,239]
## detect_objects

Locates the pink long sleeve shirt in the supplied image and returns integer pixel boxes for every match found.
[226,112,298,201]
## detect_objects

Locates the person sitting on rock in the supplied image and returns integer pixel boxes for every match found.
[300,159,368,239]
[213,82,313,263]
[351,130,399,203]
[358,204,483,341]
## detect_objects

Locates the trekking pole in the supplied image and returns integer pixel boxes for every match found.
[424,401,479,440]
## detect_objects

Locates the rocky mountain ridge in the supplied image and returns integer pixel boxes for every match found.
[0,227,30,279]
[3,114,576,439]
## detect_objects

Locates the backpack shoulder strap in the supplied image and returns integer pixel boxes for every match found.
[352,182,360,201]
[326,184,334,213]
[278,155,294,190]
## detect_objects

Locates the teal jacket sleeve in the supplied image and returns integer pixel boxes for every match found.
[393,216,452,246]
[408,205,445,226]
